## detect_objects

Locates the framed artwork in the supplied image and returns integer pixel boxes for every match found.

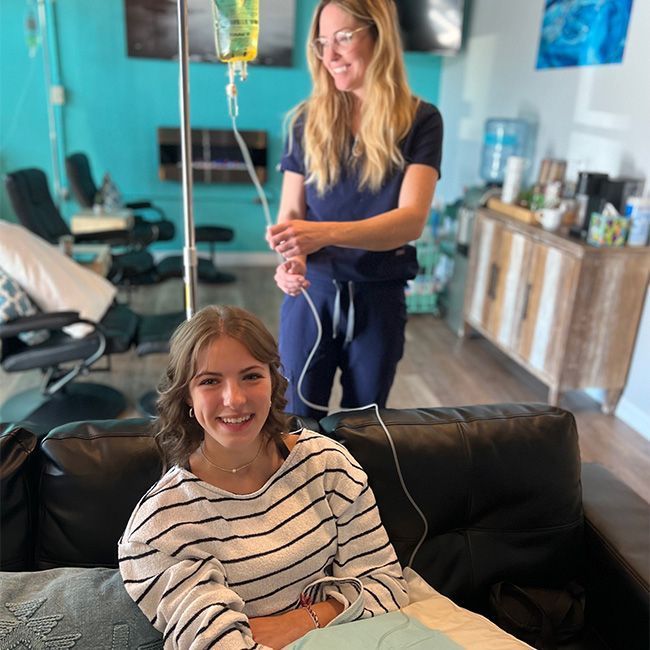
[536,0,634,69]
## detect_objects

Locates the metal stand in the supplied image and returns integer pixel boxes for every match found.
[176,0,198,319]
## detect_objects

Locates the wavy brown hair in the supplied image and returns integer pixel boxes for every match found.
[155,305,289,472]
[289,0,417,195]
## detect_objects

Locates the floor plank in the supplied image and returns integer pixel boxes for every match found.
[2,267,648,502]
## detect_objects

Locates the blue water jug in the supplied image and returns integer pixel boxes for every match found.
[480,118,530,184]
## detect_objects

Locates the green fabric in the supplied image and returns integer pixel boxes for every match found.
[288,611,463,649]
[0,567,162,650]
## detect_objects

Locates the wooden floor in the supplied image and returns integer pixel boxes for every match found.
[3,266,648,502]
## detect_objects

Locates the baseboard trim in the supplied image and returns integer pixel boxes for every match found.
[615,397,650,441]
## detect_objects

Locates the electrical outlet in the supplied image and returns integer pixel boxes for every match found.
[50,85,66,105]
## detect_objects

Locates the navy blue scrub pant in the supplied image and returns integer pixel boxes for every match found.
[279,277,407,419]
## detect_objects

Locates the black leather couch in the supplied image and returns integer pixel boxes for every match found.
[1,403,648,649]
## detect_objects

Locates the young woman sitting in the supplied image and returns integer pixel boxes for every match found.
[118,305,408,649]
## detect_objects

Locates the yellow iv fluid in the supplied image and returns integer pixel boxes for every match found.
[212,0,259,63]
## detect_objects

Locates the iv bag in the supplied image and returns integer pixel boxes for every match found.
[211,0,259,63]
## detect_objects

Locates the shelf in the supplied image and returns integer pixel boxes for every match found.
[158,127,267,184]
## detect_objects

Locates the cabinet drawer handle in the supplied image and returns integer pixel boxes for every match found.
[522,282,532,320]
[487,263,499,299]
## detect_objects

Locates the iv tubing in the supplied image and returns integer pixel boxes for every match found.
[228,71,328,413]
[226,73,429,570]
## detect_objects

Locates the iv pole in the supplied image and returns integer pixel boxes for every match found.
[176,0,198,319]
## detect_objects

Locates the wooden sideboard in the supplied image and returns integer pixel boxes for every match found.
[463,208,650,413]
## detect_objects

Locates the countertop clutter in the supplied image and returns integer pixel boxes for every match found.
[496,154,648,248]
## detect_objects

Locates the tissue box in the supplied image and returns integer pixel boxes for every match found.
[587,212,629,247]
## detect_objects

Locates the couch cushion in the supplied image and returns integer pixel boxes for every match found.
[319,403,584,612]
[0,423,38,571]
[35,418,161,570]
[0,567,162,649]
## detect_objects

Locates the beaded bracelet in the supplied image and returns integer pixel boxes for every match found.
[300,594,320,629]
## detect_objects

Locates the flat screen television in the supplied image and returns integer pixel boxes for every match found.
[124,0,466,67]
[124,0,296,67]
[396,0,466,54]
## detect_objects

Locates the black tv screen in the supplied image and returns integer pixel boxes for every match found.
[397,0,466,54]
[125,0,296,67]
[124,0,465,66]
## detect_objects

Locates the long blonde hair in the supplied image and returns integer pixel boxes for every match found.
[290,0,417,195]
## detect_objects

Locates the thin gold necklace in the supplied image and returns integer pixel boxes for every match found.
[199,439,264,474]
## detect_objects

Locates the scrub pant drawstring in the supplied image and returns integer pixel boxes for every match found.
[331,280,355,346]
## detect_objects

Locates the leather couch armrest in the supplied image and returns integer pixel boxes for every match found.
[581,462,649,650]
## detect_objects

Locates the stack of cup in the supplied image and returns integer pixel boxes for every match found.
[501,156,525,204]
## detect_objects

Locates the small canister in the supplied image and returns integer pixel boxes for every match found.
[58,234,74,257]
[625,197,650,247]
[501,156,525,204]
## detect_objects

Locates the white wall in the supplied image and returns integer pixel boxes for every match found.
[438,0,649,437]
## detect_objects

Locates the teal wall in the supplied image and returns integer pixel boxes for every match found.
[0,0,442,252]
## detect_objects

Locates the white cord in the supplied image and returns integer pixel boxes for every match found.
[227,74,328,413]
[229,116,273,229]
[376,609,412,649]
[227,80,428,569]
[334,404,429,569]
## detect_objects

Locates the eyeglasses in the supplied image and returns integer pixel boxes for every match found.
[310,24,373,60]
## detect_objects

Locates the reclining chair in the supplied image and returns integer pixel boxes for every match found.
[65,152,236,283]
[0,303,183,428]
[4,168,162,286]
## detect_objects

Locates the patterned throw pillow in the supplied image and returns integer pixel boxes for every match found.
[0,267,49,345]
[0,567,162,650]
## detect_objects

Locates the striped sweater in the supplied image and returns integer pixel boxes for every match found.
[118,429,408,649]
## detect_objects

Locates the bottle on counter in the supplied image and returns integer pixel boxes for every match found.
[625,197,650,247]
[501,156,525,204]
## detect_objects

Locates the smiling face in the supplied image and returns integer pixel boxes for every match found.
[318,3,375,101]
[188,335,272,456]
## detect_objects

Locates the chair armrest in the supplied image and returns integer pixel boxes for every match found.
[73,230,131,245]
[0,312,80,338]
[581,462,649,650]
[125,201,165,219]
[124,201,152,209]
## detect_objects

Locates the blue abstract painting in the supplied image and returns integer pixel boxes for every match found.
[536,0,634,69]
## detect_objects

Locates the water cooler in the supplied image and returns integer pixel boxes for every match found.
[480,118,532,185]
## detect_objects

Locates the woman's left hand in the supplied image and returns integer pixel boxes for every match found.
[267,221,330,258]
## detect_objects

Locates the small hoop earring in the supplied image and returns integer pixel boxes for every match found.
[189,407,194,418]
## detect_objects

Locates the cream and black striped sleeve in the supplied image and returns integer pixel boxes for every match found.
[301,441,409,622]
[118,481,271,650]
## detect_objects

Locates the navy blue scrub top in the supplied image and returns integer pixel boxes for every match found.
[280,100,443,284]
